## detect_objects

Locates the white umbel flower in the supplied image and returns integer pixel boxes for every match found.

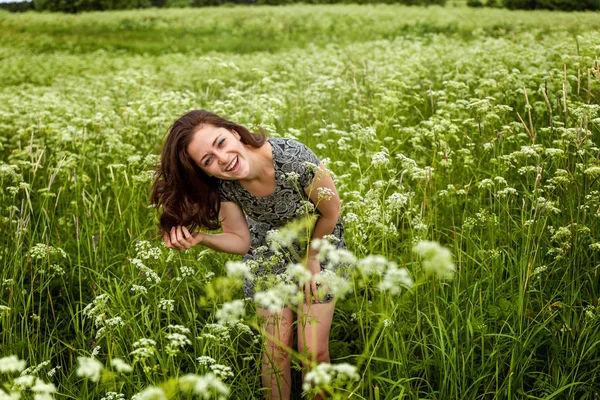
[412,241,455,280]
[76,357,103,382]
[0,355,26,373]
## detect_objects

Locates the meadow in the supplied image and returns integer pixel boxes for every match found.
[1,4,600,399]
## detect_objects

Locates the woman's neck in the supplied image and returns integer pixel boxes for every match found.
[241,142,273,183]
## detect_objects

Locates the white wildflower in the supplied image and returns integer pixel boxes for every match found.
[302,363,359,392]
[179,373,230,399]
[196,356,216,366]
[110,358,132,373]
[76,357,103,382]
[225,261,254,280]
[157,299,175,312]
[215,300,246,325]
[378,264,413,294]
[0,355,27,373]
[413,241,455,280]
[131,386,167,400]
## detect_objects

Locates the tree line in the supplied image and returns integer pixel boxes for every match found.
[467,0,600,10]
[0,0,445,13]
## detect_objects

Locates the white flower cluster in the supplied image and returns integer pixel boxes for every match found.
[0,355,26,373]
[302,362,360,392]
[412,241,455,280]
[317,187,336,202]
[76,356,103,382]
[157,298,175,312]
[134,240,162,260]
[130,258,161,284]
[225,261,254,280]
[111,358,132,373]
[130,338,157,362]
[100,392,125,400]
[179,373,230,400]
[29,243,67,261]
[254,282,302,313]
[215,300,246,325]
[131,386,166,400]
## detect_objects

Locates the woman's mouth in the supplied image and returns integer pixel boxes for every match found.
[225,156,239,173]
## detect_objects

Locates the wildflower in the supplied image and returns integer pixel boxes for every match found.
[413,241,455,280]
[135,240,162,260]
[378,264,413,294]
[179,265,195,277]
[0,305,10,314]
[131,386,167,400]
[76,357,103,382]
[254,283,300,313]
[371,151,390,168]
[167,324,191,334]
[196,356,216,366]
[225,261,254,280]
[215,300,246,325]
[285,263,312,286]
[130,258,161,284]
[302,363,360,392]
[343,212,359,224]
[317,187,336,202]
[356,255,390,276]
[157,299,175,312]
[110,358,132,373]
[179,373,230,399]
[131,285,148,294]
[100,392,126,400]
[0,355,26,373]
[317,270,352,299]
[31,378,57,395]
[14,374,36,389]
[209,364,234,380]
[130,339,156,362]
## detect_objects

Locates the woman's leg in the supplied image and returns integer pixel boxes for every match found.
[257,306,294,400]
[297,301,336,400]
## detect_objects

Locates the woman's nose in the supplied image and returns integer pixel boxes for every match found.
[215,151,228,164]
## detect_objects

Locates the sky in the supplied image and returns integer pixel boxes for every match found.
[0,0,32,3]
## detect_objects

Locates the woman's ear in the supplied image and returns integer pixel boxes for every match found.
[231,129,241,140]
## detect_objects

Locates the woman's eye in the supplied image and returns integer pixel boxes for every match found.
[204,156,212,166]
[218,138,225,147]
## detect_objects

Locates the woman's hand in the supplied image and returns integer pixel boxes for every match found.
[304,256,326,304]
[164,226,204,251]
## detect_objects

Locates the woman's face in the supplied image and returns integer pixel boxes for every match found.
[186,124,249,180]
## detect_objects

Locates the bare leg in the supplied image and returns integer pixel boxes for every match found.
[297,301,336,400]
[257,307,294,400]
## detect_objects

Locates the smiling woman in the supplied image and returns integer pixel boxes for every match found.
[151,109,347,400]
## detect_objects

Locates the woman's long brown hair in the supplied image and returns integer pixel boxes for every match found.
[151,110,265,232]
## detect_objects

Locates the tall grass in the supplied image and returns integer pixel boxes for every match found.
[1,4,600,399]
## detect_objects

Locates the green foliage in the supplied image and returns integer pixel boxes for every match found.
[504,0,600,10]
[1,4,600,399]
[467,0,483,7]
[0,1,34,12]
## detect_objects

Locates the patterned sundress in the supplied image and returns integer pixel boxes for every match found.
[219,137,346,299]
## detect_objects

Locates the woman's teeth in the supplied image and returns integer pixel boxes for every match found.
[226,156,238,172]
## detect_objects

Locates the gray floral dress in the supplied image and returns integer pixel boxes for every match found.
[219,138,346,299]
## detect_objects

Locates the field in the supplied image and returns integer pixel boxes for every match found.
[1,3,600,399]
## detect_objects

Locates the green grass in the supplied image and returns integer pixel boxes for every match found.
[1,3,600,399]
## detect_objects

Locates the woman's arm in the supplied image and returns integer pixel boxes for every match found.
[164,201,251,256]
[302,162,341,302]
[304,162,341,256]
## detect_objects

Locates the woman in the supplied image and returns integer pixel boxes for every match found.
[151,110,346,399]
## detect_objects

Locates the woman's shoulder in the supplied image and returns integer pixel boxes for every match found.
[269,137,316,158]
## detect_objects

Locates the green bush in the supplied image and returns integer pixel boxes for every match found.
[504,0,599,9]
[467,0,484,7]
[536,0,600,10]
